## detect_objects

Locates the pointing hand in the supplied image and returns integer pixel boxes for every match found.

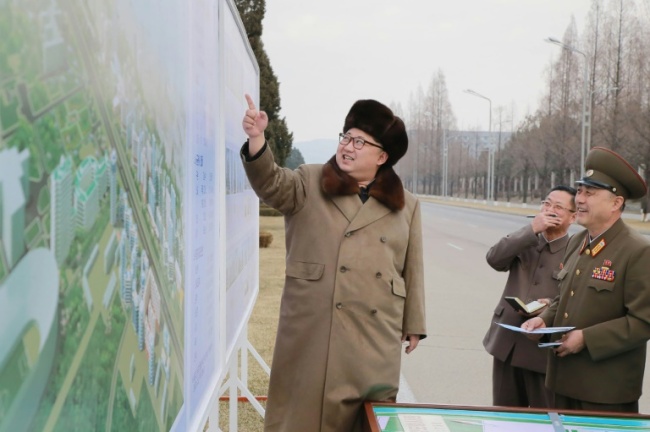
[242,93,268,139]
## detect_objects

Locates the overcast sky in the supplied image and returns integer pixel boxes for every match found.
[262,0,594,143]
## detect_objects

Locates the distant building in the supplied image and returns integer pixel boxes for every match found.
[95,155,108,198]
[123,268,133,306]
[444,130,513,158]
[0,147,30,269]
[132,299,139,331]
[119,233,127,301]
[109,150,118,226]
[40,0,67,74]
[168,183,176,256]
[50,155,74,266]
[138,295,145,351]
[72,155,109,233]
[74,157,100,231]
[148,176,156,217]
[148,348,155,386]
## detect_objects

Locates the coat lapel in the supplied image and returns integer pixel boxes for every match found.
[330,194,363,222]
[347,197,391,232]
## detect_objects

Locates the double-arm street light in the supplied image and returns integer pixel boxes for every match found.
[464,89,494,202]
[546,37,589,177]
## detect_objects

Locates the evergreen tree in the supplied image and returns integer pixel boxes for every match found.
[285,147,305,170]
[235,0,294,166]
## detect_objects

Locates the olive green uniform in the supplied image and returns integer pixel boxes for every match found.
[540,218,650,405]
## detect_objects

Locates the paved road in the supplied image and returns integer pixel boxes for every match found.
[398,201,650,413]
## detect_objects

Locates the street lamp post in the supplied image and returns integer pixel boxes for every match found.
[411,123,419,194]
[411,141,418,194]
[423,111,433,195]
[442,129,450,197]
[546,37,589,177]
[464,89,494,201]
[442,131,470,198]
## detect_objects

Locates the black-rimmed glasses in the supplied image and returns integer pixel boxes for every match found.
[339,133,383,150]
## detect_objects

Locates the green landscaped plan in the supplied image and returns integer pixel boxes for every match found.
[0,1,185,430]
[371,406,650,432]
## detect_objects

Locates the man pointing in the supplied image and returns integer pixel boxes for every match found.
[241,94,426,431]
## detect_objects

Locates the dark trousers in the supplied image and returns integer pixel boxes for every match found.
[554,394,639,413]
[492,356,554,408]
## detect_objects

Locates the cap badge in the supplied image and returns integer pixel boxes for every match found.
[585,169,594,177]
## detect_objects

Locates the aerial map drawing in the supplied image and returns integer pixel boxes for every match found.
[0,0,187,430]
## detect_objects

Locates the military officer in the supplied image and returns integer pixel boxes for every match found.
[483,185,576,408]
[523,147,650,413]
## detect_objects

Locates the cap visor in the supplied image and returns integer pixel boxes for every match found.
[575,179,612,190]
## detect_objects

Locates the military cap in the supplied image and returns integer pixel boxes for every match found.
[576,147,647,200]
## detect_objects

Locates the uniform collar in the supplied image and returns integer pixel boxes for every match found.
[538,232,569,253]
[579,217,625,256]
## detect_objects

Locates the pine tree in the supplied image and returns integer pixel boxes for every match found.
[235,0,294,166]
[285,147,305,170]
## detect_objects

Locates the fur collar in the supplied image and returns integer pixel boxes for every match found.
[321,156,405,211]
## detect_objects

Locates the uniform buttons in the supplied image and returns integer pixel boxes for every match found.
[336,302,343,309]
[571,291,575,296]
[371,309,378,315]
[375,272,382,279]
[576,269,581,276]
[585,249,591,256]
[340,266,348,273]
[380,236,387,243]
[345,232,352,237]
[564,312,569,319]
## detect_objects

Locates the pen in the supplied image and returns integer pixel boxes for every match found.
[527,213,557,218]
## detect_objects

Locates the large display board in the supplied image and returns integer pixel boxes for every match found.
[185,0,220,430]
[222,0,260,363]
[0,0,258,431]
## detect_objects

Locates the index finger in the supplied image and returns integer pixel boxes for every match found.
[245,93,256,110]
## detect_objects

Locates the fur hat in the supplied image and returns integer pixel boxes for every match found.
[576,147,647,200]
[343,99,408,166]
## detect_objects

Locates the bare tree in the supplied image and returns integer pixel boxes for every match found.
[620,1,650,185]
[423,69,456,195]
[395,0,650,203]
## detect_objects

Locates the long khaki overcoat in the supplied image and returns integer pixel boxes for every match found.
[242,144,426,432]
